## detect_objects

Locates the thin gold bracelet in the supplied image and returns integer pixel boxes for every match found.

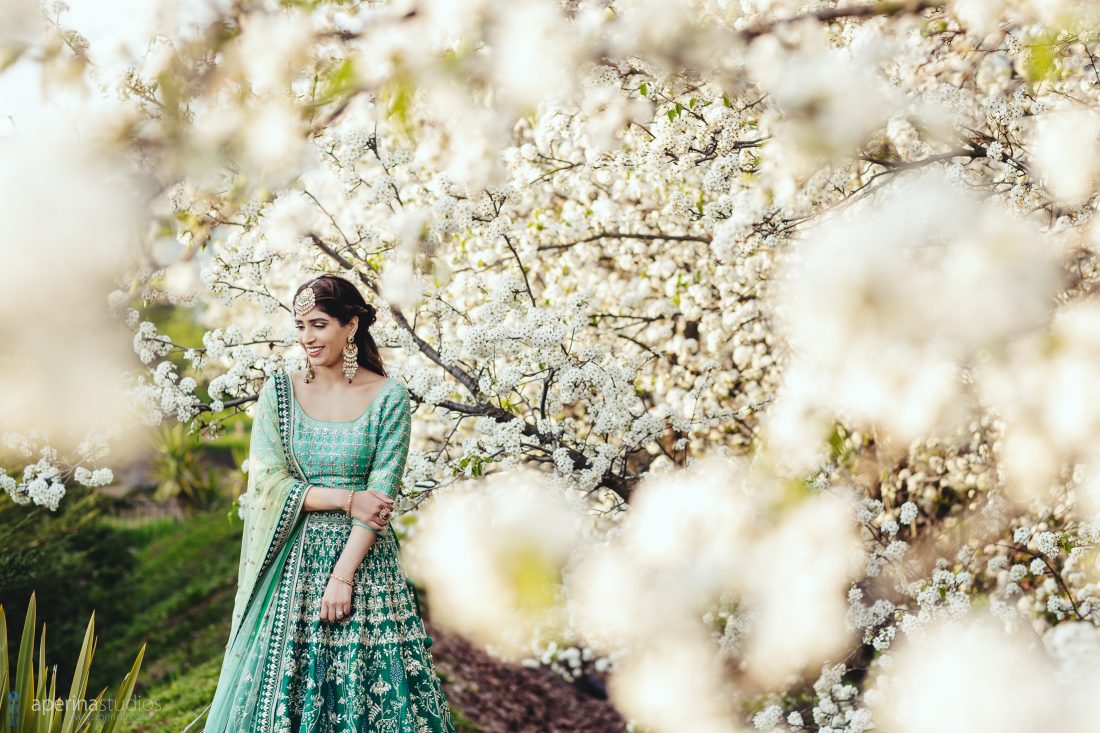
[343,488,353,516]
[331,572,353,587]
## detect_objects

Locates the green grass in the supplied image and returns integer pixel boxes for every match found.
[125,656,222,733]
[74,503,245,732]
[88,505,243,696]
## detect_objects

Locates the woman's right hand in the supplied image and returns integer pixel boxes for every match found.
[350,490,395,532]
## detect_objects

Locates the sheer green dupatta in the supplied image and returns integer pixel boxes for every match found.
[201,368,310,733]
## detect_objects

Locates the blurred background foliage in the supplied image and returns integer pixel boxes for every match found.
[0,303,255,732]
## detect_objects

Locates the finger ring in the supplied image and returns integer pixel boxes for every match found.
[336,611,344,618]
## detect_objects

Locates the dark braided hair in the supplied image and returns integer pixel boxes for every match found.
[293,274,386,377]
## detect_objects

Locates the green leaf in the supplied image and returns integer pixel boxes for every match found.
[384,77,415,133]
[639,82,648,96]
[311,57,358,109]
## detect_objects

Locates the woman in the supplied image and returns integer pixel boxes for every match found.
[202,274,456,733]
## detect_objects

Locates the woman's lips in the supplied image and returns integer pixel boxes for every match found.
[306,346,324,356]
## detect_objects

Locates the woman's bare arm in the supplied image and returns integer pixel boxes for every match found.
[301,486,350,512]
[304,486,393,531]
[334,526,376,577]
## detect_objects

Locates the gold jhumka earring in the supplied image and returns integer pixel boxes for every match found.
[342,335,358,383]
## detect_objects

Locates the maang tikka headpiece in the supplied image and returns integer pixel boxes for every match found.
[294,285,317,316]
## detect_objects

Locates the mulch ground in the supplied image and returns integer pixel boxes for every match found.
[424,617,627,733]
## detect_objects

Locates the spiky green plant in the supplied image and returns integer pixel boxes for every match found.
[149,422,220,511]
[0,591,144,733]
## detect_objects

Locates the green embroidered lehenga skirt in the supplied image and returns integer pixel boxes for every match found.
[205,370,456,733]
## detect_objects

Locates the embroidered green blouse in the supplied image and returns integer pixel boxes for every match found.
[290,374,411,494]
[288,375,411,536]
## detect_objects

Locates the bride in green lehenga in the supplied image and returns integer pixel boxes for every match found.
[199,274,456,733]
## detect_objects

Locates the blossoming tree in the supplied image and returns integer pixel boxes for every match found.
[4,0,1100,730]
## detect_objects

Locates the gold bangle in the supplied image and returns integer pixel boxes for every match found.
[343,489,353,516]
[331,572,353,587]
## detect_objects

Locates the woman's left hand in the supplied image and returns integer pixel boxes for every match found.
[351,490,394,532]
[320,577,353,622]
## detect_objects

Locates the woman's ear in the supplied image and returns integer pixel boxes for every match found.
[348,314,358,340]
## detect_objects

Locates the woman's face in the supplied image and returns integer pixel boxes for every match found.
[294,308,357,366]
